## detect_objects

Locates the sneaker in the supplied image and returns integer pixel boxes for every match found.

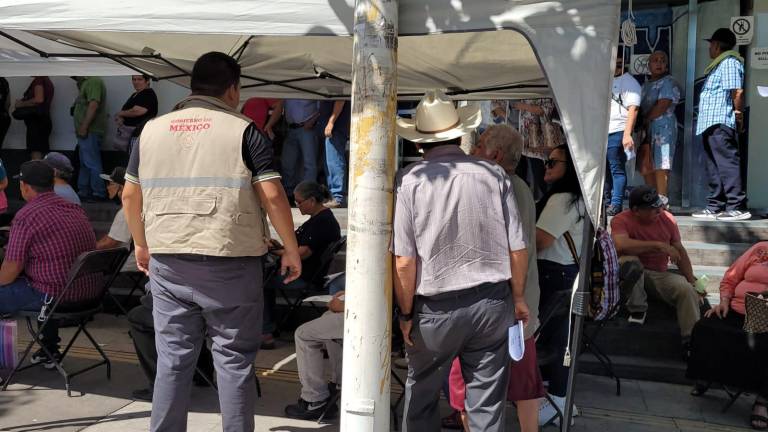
[628,311,647,325]
[717,210,752,222]
[132,388,153,402]
[659,194,670,210]
[606,205,621,217]
[261,333,276,350]
[284,397,336,420]
[324,199,342,209]
[692,209,721,219]
[30,348,62,370]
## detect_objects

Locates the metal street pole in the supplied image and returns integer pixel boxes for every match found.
[340,0,398,431]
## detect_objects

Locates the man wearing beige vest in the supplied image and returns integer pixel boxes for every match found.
[122,52,301,432]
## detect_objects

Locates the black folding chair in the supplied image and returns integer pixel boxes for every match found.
[534,289,573,427]
[581,303,622,396]
[275,236,346,332]
[2,247,130,396]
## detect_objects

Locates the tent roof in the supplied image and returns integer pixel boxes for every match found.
[0,0,621,224]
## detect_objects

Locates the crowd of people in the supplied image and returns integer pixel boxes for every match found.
[0,28,762,432]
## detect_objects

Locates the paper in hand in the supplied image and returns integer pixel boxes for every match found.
[508,320,525,361]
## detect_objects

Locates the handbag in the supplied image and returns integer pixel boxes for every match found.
[11,105,40,121]
[744,291,768,334]
[527,112,564,158]
[0,319,17,372]
[636,141,654,176]
[113,124,136,152]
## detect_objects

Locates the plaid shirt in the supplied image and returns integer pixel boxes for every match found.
[5,192,97,302]
[696,57,743,135]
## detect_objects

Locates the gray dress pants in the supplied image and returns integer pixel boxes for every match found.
[403,281,514,432]
[148,254,263,432]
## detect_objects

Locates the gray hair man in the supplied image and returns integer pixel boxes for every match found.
[472,124,543,431]
[393,91,529,432]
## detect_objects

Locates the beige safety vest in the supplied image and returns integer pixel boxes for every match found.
[138,95,269,257]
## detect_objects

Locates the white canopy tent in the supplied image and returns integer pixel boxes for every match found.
[0,0,620,224]
[0,1,620,430]
[0,30,134,77]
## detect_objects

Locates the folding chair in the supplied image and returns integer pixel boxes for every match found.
[275,236,346,332]
[580,303,622,396]
[534,289,573,427]
[2,247,129,397]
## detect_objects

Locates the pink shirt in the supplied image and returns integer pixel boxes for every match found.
[610,210,681,272]
[720,242,768,315]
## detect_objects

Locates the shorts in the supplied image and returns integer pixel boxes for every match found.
[448,337,545,411]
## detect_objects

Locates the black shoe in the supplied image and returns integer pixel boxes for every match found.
[606,205,621,217]
[132,388,153,402]
[627,311,647,325]
[284,397,336,420]
[30,348,62,370]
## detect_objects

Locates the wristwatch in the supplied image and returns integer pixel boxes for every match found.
[398,311,413,321]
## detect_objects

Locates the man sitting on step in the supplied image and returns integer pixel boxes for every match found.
[611,185,703,349]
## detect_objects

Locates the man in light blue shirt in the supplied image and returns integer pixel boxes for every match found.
[281,100,320,198]
[693,28,749,221]
[43,152,82,206]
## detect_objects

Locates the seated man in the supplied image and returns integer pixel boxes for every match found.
[611,185,702,348]
[284,274,345,420]
[95,167,138,272]
[43,152,82,206]
[0,161,97,367]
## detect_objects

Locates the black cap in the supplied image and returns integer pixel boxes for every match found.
[99,167,126,186]
[14,160,54,188]
[705,28,736,47]
[629,185,663,210]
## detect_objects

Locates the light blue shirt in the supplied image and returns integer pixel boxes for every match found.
[55,184,82,206]
[284,99,319,124]
[696,57,743,135]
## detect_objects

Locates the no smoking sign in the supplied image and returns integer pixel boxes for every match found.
[731,16,754,45]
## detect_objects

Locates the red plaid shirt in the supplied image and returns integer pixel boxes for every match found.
[6,192,97,302]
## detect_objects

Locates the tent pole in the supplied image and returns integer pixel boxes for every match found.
[562,219,595,432]
[682,0,698,208]
[340,0,398,431]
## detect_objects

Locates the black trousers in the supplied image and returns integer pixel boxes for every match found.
[127,295,214,388]
[701,124,747,212]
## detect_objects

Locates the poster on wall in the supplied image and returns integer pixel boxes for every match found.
[730,16,754,45]
[751,47,768,70]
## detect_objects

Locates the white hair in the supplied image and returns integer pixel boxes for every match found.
[482,124,523,173]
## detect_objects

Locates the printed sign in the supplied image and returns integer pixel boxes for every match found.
[630,54,650,75]
[731,16,754,45]
[751,47,768,69]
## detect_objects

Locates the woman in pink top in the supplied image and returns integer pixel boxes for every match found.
[687,242,768,430]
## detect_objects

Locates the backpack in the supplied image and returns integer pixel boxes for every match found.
[564,227,620,320]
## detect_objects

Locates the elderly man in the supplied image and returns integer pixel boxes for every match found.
[693,28,750,221]
[122,52,300,432]
[393,90,529,432]
[612,185,702,352]
[0,161,96,367]
[43,152,81,205]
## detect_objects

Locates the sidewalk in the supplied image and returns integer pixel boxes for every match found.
[0,312,757,431]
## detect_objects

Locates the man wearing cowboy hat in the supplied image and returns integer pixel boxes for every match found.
[392,90,529,432]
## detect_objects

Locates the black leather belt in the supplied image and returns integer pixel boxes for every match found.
[288,122,304,129]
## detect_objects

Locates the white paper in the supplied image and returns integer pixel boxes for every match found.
[751,48,768,70]
[758,86,768,98]
[625,148,636,161]
[508,320,525,361]
[302,295,333,304]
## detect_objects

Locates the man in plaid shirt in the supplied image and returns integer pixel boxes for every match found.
[0,161,96,367]
[693,28,749,222]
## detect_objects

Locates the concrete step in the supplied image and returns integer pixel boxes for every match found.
[683,241,751,267]
[675,215,768,243]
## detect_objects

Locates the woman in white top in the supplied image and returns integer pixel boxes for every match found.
[534,144,585,424]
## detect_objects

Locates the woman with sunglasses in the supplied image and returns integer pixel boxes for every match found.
[534,144,585,425]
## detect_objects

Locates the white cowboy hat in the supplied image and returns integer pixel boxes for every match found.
[396,90,481,143]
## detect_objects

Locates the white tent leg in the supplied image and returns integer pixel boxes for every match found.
[340,1,399,431]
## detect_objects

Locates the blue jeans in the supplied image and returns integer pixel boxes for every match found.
[281,128,319,192]
[324,130,348,204]
[0,277,60,352]
[77,133,106,198]
[262,273,309,334]
[605,132,627,209]
[537,259,579,397]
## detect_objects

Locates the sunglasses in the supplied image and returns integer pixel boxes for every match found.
[544,159,567,169]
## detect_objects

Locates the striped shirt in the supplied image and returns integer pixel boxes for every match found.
[6,192,98,302]
[392,145,526,297]
[696,57,743,136]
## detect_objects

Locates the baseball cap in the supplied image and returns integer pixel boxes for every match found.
[43,152,74,176]
[99,166,126,185]
[705,28,736,47]
[14,160,54,188]
[629,185,663,209]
